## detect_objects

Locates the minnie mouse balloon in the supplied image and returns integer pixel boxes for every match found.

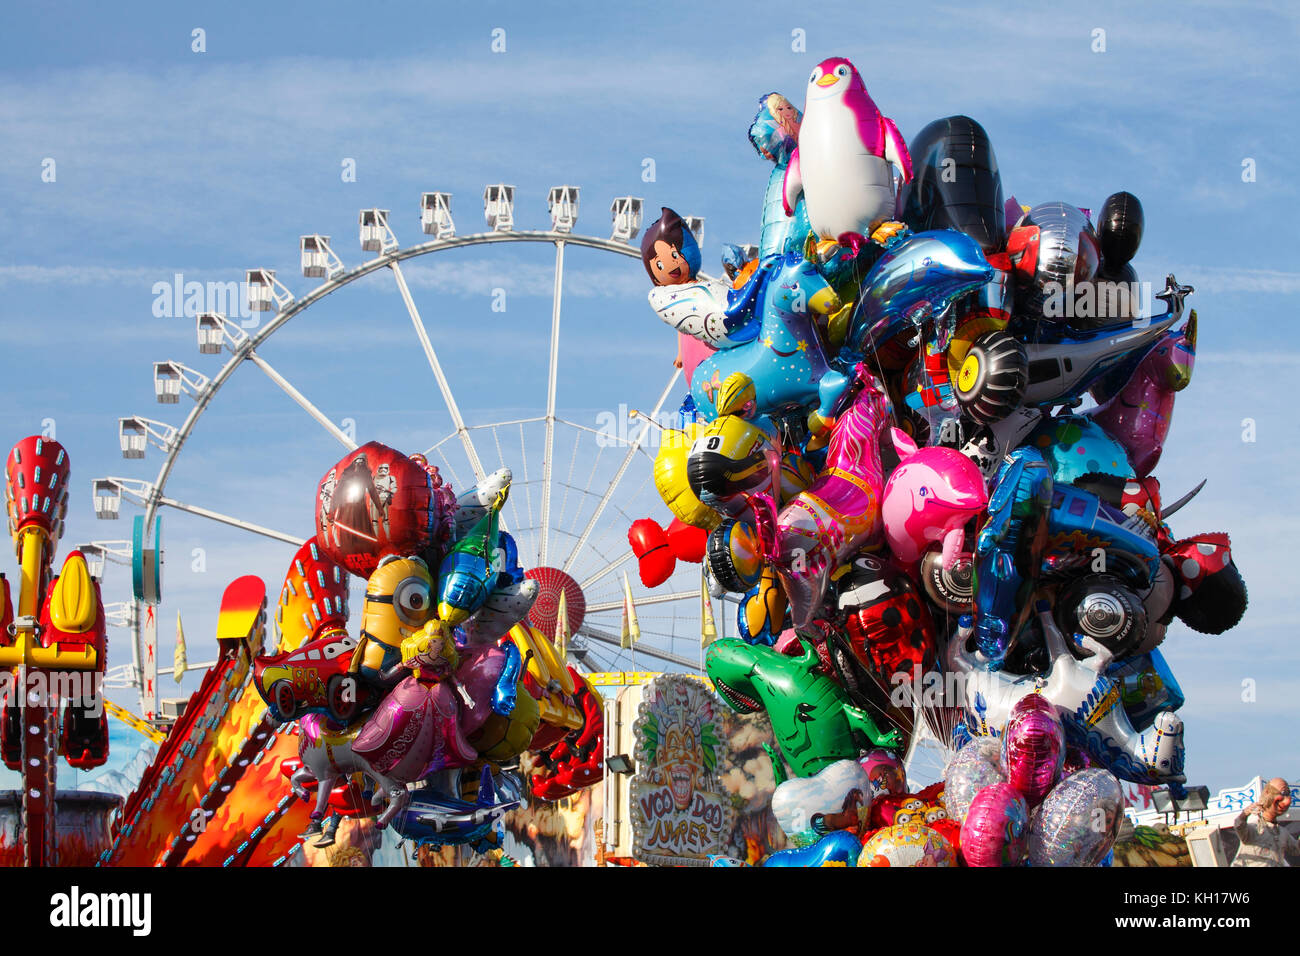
[1026,768,1124,867]
[960,782,1028,867]
[1001,694,1065,807]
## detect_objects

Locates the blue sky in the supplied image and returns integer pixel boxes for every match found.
[1,1,1297,793]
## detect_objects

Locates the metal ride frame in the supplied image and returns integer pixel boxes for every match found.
[92,189,715,720]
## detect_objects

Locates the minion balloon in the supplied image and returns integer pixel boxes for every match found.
[354,555,435,682]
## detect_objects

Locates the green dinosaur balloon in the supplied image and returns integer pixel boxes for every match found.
[706,637,901,778]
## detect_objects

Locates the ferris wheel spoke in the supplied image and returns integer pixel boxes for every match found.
[155,493,303,545]
[585,589,695,613]
[517,423,539,565]
[538,239,566,567]
[579,624,700,670]
[578,549,633,590]
[388,260,487,483]
[245,350,357,450]
[560,368,680,574]
[554,430,580,537]
[433,445,465,492]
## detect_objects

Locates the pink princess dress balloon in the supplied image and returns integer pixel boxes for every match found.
[880,430,987,571]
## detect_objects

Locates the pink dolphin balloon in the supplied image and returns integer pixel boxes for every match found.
[1088,313,1196,478]
[881,432,987,569]
[750,370,889,627]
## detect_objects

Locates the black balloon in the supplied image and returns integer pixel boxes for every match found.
[1097,191,1144,276]
[899,115,1006,255]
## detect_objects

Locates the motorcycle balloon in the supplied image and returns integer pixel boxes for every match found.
[1108,649,1185,733]
[1054,574,1147,661]
[920,549,974,614]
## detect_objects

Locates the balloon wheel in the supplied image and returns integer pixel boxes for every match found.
[92,189,717,718]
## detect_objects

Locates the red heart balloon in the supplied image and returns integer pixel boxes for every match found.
[628,518,675,588]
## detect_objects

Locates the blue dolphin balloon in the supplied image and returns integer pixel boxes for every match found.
[762,829,862,867]
[845,229,994,357]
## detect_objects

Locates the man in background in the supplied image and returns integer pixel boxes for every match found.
[1232,777,1297,867]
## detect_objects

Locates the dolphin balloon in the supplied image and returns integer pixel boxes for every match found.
[880,429,988,570]
[845,230,995,358]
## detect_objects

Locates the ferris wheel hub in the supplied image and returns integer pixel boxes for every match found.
[524,567,585,637]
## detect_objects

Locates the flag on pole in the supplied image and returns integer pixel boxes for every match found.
[700,575,717,648]
[554,587,570,663]
[174,609,188,683]
[620,572,640,649]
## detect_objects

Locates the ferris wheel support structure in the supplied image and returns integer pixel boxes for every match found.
[99,200,720,713]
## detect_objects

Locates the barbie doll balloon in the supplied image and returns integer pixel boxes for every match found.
[749,92,811,259]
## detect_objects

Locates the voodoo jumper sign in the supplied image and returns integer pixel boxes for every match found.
[630,675,735,866]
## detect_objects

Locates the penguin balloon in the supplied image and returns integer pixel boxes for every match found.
[782,56,912,255]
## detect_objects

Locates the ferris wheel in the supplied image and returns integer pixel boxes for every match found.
[81,183,725,721]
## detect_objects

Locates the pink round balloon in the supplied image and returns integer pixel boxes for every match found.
[1001,695,1065,807]
[960,782,1029,867]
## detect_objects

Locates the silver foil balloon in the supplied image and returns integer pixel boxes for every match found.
[1026,768,1124,866]
[943,736,1005,823]
[1013,201,1100,319]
